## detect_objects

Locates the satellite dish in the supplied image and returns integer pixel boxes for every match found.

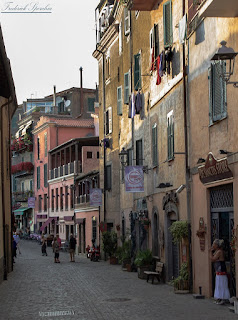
[65,100,71,108]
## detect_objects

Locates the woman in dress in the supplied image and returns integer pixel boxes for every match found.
[209,239,230,305]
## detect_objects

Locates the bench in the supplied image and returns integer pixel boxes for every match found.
[144,262,164,284]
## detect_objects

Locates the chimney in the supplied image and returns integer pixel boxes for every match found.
[79,67,83,88]
[53,85,56,107]
[79,67,84,116]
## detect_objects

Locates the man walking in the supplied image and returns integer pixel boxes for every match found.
[13,232,21,254]
[69,234,76,262]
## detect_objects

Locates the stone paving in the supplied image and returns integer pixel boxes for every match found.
[0,240,237,320]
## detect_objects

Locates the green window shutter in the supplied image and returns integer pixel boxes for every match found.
[134,53,141,90]
[44,164,48,187]
[88,98,95,112]
[167,113,174,160]
[163,0,173,48]
[136,140,143,166]
[37,167,40,189]
[124,72,130,104]
[152,125,158,166]
[211,62,227,122]
[154,24,159,58]
[13,177,16,192]
[44,133,47,157]
[117,86,122,115]
[30,180,33,191]
[124,7,130,35]
[208,66,213,125]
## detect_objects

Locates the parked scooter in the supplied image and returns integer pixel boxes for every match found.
[88,245,100,262]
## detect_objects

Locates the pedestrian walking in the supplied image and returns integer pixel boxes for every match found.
[52,237,60,263]
[69,234,77,262]
[56,234,61,249]
[209,239,230,305]
[41,235,47,256]
[12,236,17,263]
[13,232,21,254]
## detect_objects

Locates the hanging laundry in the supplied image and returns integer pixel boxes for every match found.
[128,93,136,118]
[165,48,173,75]
[135,92,141,114]
[150,46,155,71]
[161,51,166,73]
[156,55,161,85]
[140,93,145,120]
[159,53,163,77]
[179,15,187,44]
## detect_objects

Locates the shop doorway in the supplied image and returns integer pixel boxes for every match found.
[210,184,235,296]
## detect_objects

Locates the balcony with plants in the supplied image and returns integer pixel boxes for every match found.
[11,162,34,177]
[12,190,34,202]
[11,133,33,154]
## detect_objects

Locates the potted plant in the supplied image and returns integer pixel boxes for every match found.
[134,249,153,279]
[117,240,131,270]
[172,262,189,293]
[102,231,118,264]
[169,220,188,244]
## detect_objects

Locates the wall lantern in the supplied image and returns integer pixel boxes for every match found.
[211,41,238,87]
[119,147,128,167]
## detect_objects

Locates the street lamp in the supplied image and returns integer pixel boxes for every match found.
[211,41,238,87]
[119,147,128,167]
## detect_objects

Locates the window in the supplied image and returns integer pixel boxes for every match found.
[167,110,174,160]
[124,7,130,35]
[150,24,159,63]
[44,194,47,212]
[44,133,47,157]
[87,152,93,159]
[88,97,95,112]
[44,164,48,187]
[92,217,97,242]
[136,140,143,165]
[105,165,112,190]
[37,137,40,160]
[60,187,63,210]
[30,180,33,191]
[97,151,99,159]
[152,124,158,166]
[65,186,68,210]
[51,189,54,211]
[105,107,112,135]
[37,166,40,189]
[134,53,141,90]
[39,195,42,212]
[117,86,122,115]
[21,181,24,192]
[163,0,173,48]
[119,21,123,55]
[56,188,59,211]
[13,177,16,192]
[124,71,130,104]
[209,62,227,123]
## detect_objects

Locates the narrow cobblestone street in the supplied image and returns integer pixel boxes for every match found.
[0,240,237,320]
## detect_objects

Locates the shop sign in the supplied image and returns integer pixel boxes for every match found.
[125,166,144,193]
[90,188,102,206]
[28,197,35,208]
[198,152,233,184]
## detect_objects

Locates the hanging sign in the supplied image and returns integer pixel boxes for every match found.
[28,197,35,208]
[198,152,233,184]
[125,166,144,193]
[90,188,102,206]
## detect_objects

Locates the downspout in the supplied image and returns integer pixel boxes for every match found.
[182,0,192,291]
[1,98,12,280]
[102,53,106,226]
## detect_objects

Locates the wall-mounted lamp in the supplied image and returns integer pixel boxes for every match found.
[211,41,238,87]
[175,184,186,194]
[197,158,206,164]
[220,149,232,155]
[119,147,128,167]
[156,182,173,188]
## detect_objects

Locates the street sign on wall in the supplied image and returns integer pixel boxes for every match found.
[125,166,144,193]
[90,188,102,206]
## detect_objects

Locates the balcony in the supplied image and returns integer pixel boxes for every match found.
[49,161,82,180]
[12,162,34,177]
[12,190,34,202]
[126,0,161,11]
[198,0,238,18]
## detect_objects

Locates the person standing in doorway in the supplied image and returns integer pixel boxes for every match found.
[69,234,76,262]
[209,239,230,305]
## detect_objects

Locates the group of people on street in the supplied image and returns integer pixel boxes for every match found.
[41,233,76,263]
[12,232,21,263]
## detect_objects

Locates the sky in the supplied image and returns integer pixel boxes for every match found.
[0,0,99,104]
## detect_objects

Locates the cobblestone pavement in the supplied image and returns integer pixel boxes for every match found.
[0,240,237,320]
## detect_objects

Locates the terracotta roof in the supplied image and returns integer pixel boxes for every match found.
[53,119,94,127]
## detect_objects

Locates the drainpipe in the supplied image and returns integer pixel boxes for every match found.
[182,0,192,291]
[102,54,106,226]
[1,98,12,280]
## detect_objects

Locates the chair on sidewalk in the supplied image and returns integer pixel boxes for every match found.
[144,262,164,284]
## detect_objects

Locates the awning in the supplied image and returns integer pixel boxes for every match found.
[76,218,85,224]
[64,216,74,221]
[14,207,29,215]
[22,120,33,135]
[40,217,54,231]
